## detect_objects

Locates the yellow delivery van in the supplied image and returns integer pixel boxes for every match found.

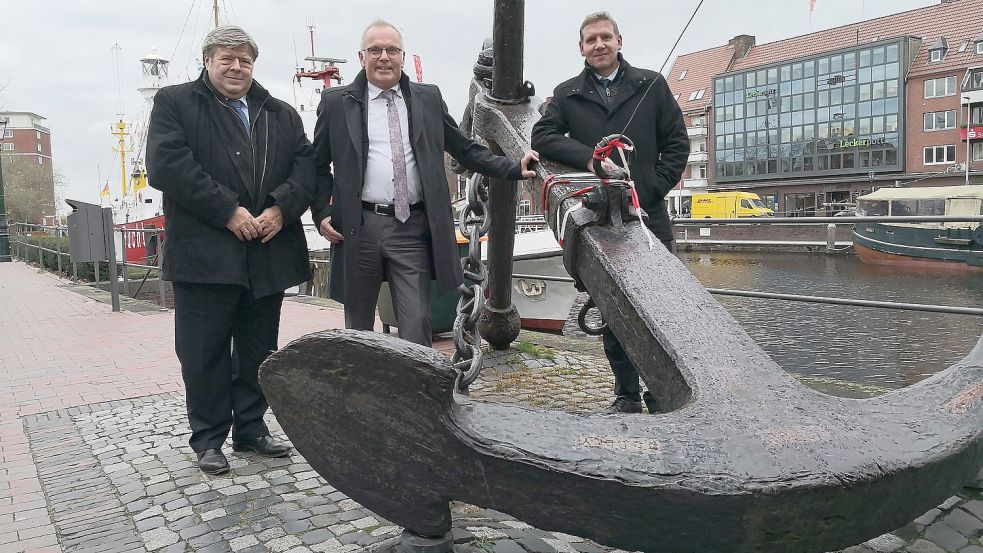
[690,192,774,218]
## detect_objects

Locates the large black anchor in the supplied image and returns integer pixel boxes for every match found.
[260,3,982,550]
[261,131,982,553]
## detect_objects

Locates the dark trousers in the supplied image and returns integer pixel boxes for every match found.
[604,238,675,400]
[172,282,284,452]
[344,209,434,347]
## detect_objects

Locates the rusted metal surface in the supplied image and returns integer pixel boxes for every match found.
[262,323,982,552]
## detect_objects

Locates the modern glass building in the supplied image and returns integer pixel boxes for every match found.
[713,38,915,184]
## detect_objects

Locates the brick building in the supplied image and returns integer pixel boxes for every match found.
[0,112,56,223]
[666,0,983,216]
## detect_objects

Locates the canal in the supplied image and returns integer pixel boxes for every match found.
[678,251,983,392]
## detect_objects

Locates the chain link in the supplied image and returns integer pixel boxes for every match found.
[452,173,490,389]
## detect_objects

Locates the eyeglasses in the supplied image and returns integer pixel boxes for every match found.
[362,47,403,58]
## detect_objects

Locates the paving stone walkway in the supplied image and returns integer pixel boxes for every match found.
[1,260,980,553]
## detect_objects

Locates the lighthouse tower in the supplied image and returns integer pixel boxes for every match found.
[127,50,170,213]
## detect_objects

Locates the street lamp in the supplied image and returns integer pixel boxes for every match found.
[964,96,972,186]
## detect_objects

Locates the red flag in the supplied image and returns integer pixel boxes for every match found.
[810,0,817,12]
[413,54,424,83]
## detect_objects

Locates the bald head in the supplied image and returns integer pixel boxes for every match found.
[361,20,403,49]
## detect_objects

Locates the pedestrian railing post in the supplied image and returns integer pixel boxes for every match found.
[94,260,100,285]
[57,242,63,274]
[826,224,836,255]
[120,230,129,297]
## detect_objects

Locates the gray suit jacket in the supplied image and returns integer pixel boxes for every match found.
[312,70,521,303]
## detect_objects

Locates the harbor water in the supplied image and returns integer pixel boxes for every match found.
[678,251,983,390]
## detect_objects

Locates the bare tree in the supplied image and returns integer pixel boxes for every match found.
[1,154,55,224]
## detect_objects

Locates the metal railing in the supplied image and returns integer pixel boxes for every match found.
[10,224,168,308]
[671,214,983,253]
[9,216,982,318]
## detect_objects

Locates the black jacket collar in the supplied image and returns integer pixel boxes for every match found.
[580,53,630,88]
[346,69,413,102]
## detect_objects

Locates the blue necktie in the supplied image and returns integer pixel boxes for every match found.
[599,78,612,99]
[229,99,250,133]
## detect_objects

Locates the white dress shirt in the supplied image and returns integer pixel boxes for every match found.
[362,81,423,205]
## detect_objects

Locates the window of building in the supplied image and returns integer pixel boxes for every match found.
[924,76,957,98]
[691,139,707,152]
[688,89,705,101]
[923,110,956,131]
[929,49,945,63]
[37,144,42,153]
[38,157,43,165]
[977,41,983,55]
[691,114,706,127]
[678,70,687,80]
[2,143,12,151]
[673,93,680,101]
[973,142,983,161]
[36,131,41,140]
[2,130,11,138]
[697,164,707,178]
[516,199,530,217]
[923,145,956,165]
[972,106,983,126]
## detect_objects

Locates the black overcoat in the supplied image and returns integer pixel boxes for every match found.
[311,71,521,303]
[531,55,689,242]
[147,72,315,298]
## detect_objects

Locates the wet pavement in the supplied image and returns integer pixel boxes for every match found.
[1,260,980,553]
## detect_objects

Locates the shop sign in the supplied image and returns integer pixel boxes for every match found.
[746,89,778,99]
[961,126,983,140]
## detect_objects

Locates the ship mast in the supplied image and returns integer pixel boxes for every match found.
[213,0,220,28]
[112,121,130,199]
[294,25,347,89]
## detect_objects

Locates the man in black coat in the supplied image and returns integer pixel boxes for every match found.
[532,12,689,414]
[147,26,314,474]
[312,20,537,347]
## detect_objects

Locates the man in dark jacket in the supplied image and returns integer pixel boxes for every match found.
[312,20,537,347]
[147,26,314,474]
[532,12,689,414]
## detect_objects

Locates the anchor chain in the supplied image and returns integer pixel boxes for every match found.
[452,173,491,390]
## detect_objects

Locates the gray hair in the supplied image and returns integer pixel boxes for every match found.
[202,25,259,59]
[360,19,403,49]
[579,11,620,41]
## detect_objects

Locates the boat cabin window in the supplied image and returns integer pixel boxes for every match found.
[890,200,916,216]
[915,199,945,216]
[858,199,888,216]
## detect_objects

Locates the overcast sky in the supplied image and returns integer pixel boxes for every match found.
[0,0,937,212]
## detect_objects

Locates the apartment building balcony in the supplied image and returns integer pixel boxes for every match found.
[683,178,709,188]
[687,126,708,138]
[688,151,709,164]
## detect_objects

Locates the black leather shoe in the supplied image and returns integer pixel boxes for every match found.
[197,448,230,475]
[232,435,292,458]
[606,396,643,414]
[642,391,659,414]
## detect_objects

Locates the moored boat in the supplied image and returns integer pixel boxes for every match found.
[852,185,983,271]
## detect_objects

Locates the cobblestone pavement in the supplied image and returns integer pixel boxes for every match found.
[2,260,981,553]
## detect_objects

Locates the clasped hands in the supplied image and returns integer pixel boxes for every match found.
[226,205,283,243]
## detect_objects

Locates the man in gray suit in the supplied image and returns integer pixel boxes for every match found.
[312,20,537,346]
